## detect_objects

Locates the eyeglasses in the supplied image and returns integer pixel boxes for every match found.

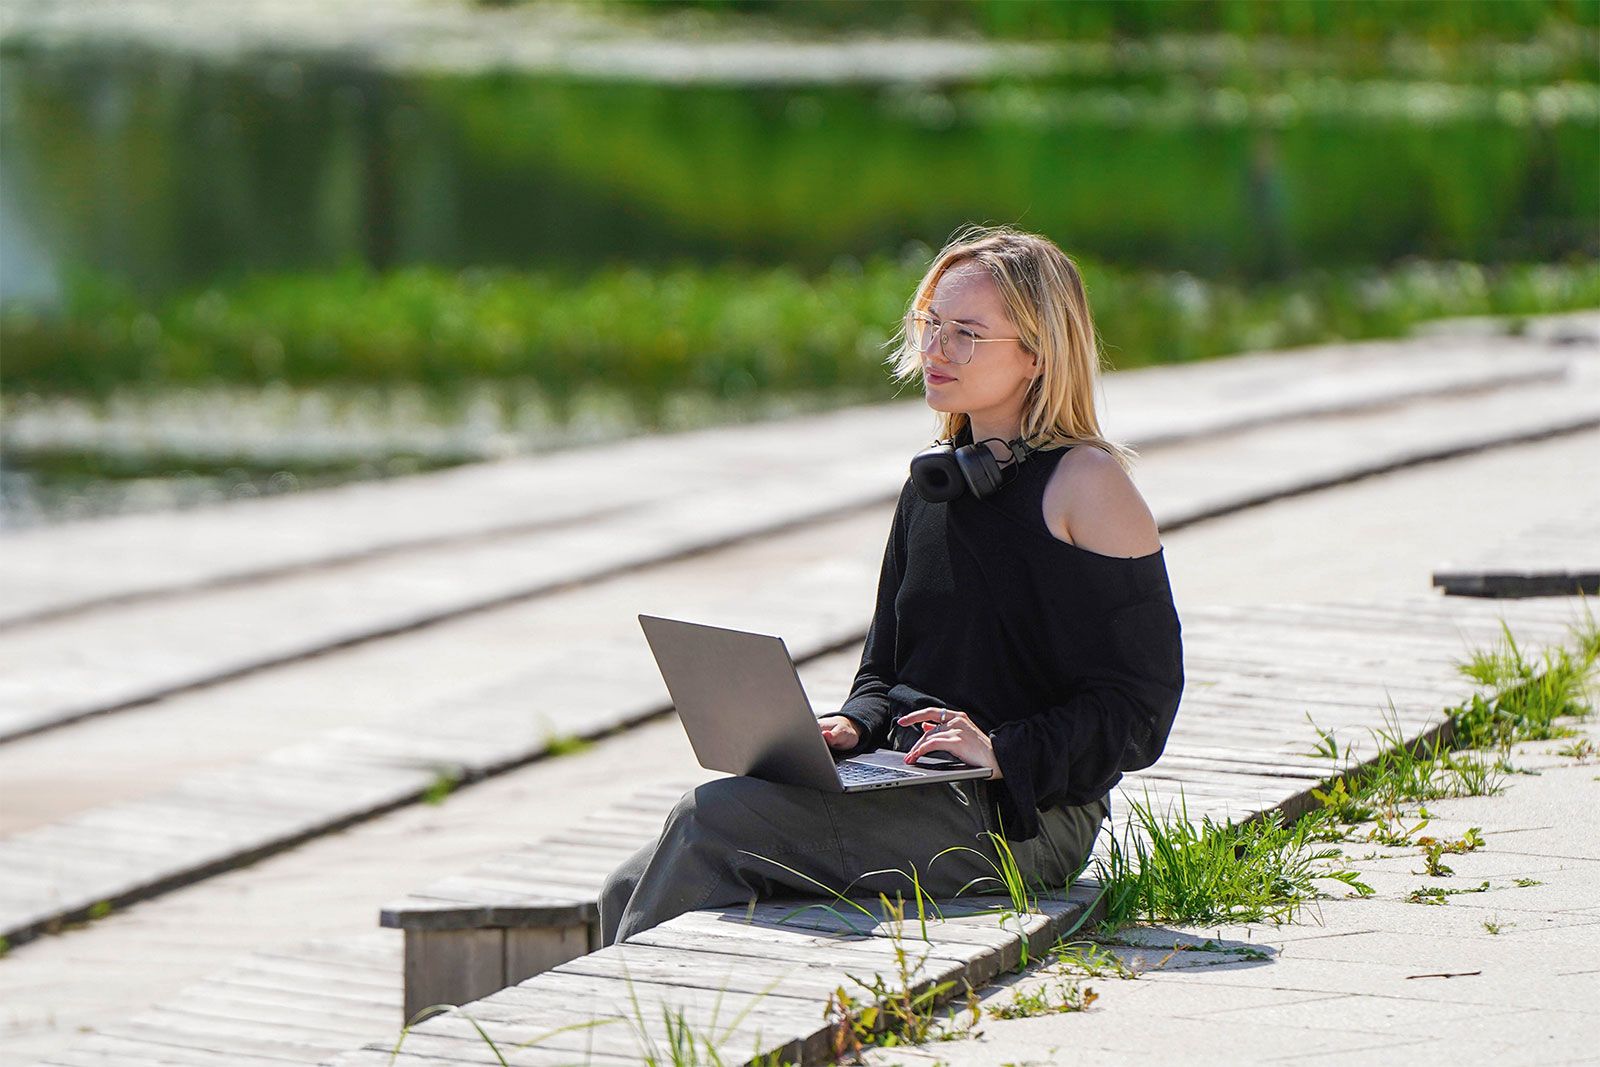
[904,310,1022,365]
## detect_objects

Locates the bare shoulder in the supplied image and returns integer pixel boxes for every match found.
[1042,445,1162,558]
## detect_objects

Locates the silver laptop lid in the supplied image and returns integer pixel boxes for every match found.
[637,614,842,791]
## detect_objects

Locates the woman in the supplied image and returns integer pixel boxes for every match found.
[599,224,1185,947]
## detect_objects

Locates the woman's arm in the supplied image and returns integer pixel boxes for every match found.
[978,450,1181,836]
[989,590,1185,840]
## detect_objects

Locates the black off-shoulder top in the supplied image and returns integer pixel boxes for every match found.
[835,423,1186,841]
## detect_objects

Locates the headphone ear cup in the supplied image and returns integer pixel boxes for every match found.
[910,442,965,502]
[955,443,1006,499]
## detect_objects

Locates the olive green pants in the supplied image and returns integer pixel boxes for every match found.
[598,774,1109,947]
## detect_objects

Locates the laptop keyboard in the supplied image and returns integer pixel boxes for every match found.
[837,761,920,785]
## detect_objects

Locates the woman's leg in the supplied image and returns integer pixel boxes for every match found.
[599,774,1008,947]
[1006,792,1111,894]
[598,837,659,948]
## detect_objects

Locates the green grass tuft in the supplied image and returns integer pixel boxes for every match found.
[421,767,463,806]
[1091,788,1372,932]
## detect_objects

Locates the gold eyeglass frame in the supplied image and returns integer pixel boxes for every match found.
[905,309,1022,365]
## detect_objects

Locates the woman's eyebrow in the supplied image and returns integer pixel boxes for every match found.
[928,305,988,328]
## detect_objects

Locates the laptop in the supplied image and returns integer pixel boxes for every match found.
[637,613,993,792]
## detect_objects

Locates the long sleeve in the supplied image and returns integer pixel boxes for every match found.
[832,484,911,756]
[987,587,1185,841]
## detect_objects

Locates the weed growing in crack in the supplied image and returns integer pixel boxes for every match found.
[1050,938,1141,980]
[1414,826,1485,877]
[1556,737,1597,762]
[1297,614,1598,909]
[987,976,1098,1020]
[1406,880,1491,905]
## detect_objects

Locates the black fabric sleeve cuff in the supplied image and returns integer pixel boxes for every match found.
[989,721,1044,841]
[833,702,891,757]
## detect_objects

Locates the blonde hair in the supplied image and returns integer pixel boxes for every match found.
[885,223,1138,473]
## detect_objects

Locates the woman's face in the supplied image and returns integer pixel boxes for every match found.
[916,262,1038,417]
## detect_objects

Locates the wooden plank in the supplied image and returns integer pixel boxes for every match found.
[535,828,665,850]
[622,921,989,993]
[177,982,393,1026]
[477,850,638,880]
[211,968,398,1011]
[635,912,989,969]
[722,899,1037,960]
[1182,622,1468,656]
[403,928,507,1023]
[218,953,402,995]
[142,997,380,1043]
[348,1023,668,1066]
[560,941,950,1003]
[71,1017,321,1062]
[1156,746,1341,773]
[399,876,598,908]
[481,972,822,1060]
[491,838,657,866]
[1435,568,1600,597]
[1225,599,1586,640]
[506,925,593,981]
[127,1004,357,1055]
[382,895,591,932]
[40,1034,301,1067]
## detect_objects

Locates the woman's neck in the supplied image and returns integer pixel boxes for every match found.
[964,415,1023,461]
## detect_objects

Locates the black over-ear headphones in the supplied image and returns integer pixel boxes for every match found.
[910,429,1041,502]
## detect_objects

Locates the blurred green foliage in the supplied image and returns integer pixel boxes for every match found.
[419,72,1598,280]
[5,30,1590,312]
[5,254,1595,426]
[611,0,1599,40]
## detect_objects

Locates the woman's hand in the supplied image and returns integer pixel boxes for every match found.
[817,715,862,751]
[896,707,1003,778]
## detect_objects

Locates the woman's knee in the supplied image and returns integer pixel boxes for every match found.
[600,864,635,909]
[664,776,774,839]
[600,837,660,915]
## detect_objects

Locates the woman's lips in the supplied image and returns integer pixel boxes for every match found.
[925,369,956,384]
